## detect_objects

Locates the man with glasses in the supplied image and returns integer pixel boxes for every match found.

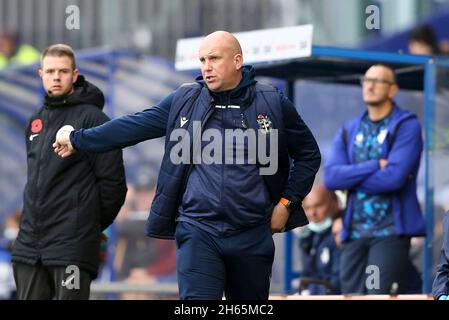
[324,64,425,294]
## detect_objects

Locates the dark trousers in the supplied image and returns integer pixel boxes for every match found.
[13,262,92,300]
[339,235,411,294]
[175,222,275,300]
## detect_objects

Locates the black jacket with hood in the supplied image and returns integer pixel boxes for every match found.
[12,75,127,278]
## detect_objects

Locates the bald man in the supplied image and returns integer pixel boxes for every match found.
[53,31,321,299]
[324,64,425,294]
[298,186,341,295]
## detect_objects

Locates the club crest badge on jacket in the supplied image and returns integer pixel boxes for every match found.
[257,114,272,134]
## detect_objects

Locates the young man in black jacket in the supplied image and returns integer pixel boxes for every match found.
[11,44,127,300]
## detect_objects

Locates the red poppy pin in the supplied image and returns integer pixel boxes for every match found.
[31,119,43,134]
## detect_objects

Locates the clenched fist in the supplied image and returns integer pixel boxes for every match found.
[271,203,290,234]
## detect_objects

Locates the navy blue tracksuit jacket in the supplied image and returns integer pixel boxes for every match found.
[70,66,321,239]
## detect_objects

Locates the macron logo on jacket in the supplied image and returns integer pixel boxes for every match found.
[180,117,189,128]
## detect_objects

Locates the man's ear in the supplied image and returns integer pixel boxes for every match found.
[389,83,399,99]
[72,68,79,84]
[234,53,243,70]
[38,68,43,79]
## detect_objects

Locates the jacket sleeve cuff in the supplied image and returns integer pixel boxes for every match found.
[69,130,79,151]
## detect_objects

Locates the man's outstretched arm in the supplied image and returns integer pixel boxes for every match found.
[53,92,174,157]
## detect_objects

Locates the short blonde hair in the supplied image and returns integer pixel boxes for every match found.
[41,44,76,70]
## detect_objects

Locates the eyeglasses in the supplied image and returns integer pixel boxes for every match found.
[360,77,396,86]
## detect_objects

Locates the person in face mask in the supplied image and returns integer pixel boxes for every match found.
[1,211,21,249]
[298,185,341,295]
[0,210,21,299]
